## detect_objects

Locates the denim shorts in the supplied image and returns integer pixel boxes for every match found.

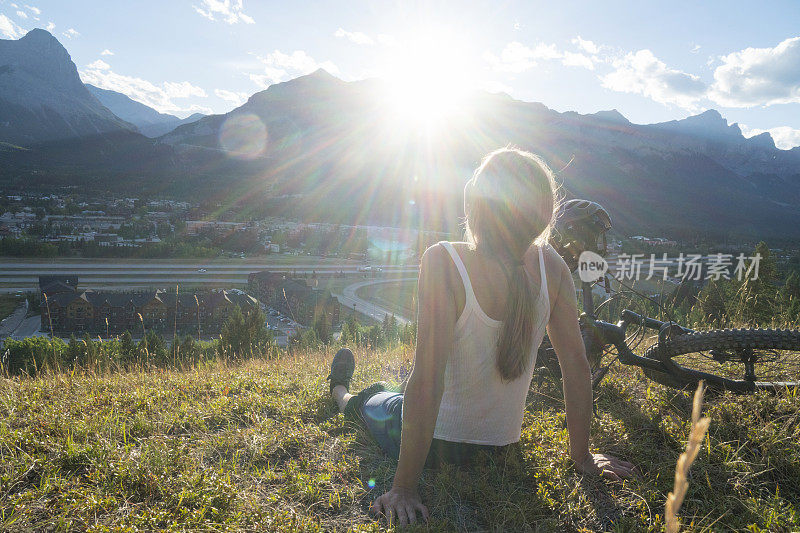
[360,391,405,459]
[355,390,512,466]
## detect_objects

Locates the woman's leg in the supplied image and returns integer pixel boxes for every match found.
[359,390,404,459]
[332,384,355,413]
[327,348,399,457]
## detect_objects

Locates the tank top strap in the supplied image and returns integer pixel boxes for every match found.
[538,244,550,314]
[439,241,478,307]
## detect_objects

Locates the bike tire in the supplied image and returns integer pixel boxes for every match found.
[642,328,800,393]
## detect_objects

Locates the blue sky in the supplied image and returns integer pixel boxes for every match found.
[2,0,800,148]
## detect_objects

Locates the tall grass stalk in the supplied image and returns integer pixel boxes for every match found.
[665,381,711,533]
[173,285,179,366]
[138,313,149,368]
[43,292,55,364]
[195,294,201,342]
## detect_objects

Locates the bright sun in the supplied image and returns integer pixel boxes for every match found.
[380,30,475,129]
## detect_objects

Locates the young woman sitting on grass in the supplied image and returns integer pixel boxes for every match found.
[328,147,636,526]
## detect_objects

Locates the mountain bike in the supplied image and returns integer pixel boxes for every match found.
[535,268,800,394]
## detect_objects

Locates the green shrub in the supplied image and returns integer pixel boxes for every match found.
[2,336,66,375]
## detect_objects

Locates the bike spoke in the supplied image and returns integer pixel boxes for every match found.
[672,347,800,383]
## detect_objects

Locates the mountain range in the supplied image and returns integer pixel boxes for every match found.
[85,84,204,137]
[1,29,799,241]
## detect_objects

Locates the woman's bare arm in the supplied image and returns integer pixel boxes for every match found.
[372,243,456,525]
[544,248,636,480]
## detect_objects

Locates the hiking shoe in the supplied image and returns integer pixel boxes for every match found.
[343,381,388,420]
[327,348,355,395]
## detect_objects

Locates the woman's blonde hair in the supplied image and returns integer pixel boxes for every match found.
[464,147,558,381]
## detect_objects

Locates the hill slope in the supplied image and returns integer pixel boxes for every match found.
[0,349,798,530]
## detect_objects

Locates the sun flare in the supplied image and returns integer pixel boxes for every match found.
[380,30,475,129]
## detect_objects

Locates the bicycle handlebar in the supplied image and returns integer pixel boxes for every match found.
[581,309,676,373]
[620,309,667,330]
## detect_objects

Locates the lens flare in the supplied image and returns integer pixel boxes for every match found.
[218,113,267,159]
[368,479,376,489]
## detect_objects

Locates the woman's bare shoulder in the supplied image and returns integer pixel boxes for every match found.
[537,241,573,299]
[420,242,456,276]
[531,241,566,275]
[539,241,569,273]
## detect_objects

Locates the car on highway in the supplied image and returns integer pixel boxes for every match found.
[197,268,207,272]
[358,265,372,272]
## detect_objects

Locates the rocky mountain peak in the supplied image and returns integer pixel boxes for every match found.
[0,29,135,145]
[746,131,777,150]
[18,28,61,45]
[593,109,630,124]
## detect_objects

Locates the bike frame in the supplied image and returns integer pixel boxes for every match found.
[579,277,784,392]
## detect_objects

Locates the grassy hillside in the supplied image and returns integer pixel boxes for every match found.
[1,347,798,531]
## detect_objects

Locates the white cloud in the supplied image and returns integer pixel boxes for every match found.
[376,34,397,47]
[481,80,515,95]
[215,88,249,107]
[485,41,561,73]
[87,59,111,70]
[601,49,706,109]
[740,124,800,149]
[45,21,54,32]
[101,49,114,56]
[562,51,594,70]
[193,0,254,24]
[334,27,374,46]
[62,28,79,38]
[691,44,701,54]
[80,61,210,115]
[15,10,27,19]
[163,81,207,98]
[0,13,23,38]
[709,36,800,107]
[572,36,599,55]
[486,41,598,73]
[249,49,339,88]
[24,5,40,15]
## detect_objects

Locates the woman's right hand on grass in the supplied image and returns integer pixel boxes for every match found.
[573,452,637,481]
[372,486,429,527]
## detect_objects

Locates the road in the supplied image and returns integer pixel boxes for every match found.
[0,301,28,340]
[335,277,417,325]
[9,315,45,340]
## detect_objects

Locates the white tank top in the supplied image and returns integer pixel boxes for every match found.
[432,241,551,445]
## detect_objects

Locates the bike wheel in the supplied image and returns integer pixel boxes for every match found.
[535,337,562,381]
[643,328,800,393]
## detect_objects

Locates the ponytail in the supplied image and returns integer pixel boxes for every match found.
[496,260,537,381]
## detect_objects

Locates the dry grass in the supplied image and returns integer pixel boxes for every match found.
[0,347,798,531]
[665,382,712,533]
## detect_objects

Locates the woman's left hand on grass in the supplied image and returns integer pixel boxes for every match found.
[372,486,429,527]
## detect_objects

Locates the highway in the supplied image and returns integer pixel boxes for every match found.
[0,259,418,292]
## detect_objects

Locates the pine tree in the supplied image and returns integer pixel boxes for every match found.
[119,331,136,365]
[780,271,800,324]
[741,241,778,325]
